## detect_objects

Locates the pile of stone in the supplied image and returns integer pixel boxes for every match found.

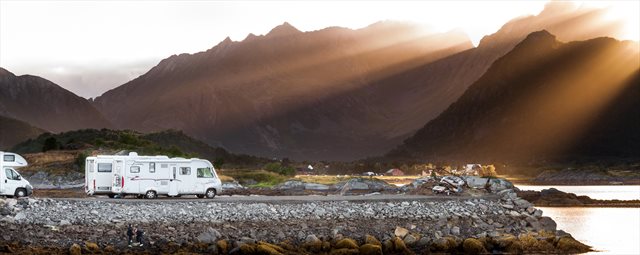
[0,192,591,254]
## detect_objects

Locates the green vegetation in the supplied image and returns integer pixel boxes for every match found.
[11,129,270,168]
[74,151,89,169]
[264,162,295,176]
[220,170,289,187]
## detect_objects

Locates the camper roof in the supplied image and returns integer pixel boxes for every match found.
[1,151,28,168]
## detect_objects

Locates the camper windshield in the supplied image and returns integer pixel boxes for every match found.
[197,167,214,178]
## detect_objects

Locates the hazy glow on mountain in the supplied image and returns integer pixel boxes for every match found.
[0,0,637,98]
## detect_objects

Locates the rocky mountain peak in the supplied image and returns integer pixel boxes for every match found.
[0,67,15,77]
[267,22,301,37]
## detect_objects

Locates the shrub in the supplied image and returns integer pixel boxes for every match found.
[42,137,60,152]
[480,165,498,177]
[264,162,296,176]
[75,151,89,170]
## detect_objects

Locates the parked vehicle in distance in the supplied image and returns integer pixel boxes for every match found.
[0,151,33,197]
[85,152,221,199]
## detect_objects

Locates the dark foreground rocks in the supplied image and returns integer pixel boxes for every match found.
[0,190,591,254]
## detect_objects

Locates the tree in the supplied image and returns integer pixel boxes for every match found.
[42,137,60,152]
[214,157,225,169]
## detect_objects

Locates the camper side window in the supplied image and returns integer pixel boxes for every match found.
[130,166,140,173]
[197,167,214,178]
[4,168,19,180]
[97,163,112,173]
[149,163,156,173]
[3,155,15,162]
[180,167,191,175]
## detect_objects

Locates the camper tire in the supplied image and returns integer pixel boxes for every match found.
[205,188,216,199]
[196,194,205,198]
[15,188,27,198]
[145,190,157,199]
[107,194,115,198]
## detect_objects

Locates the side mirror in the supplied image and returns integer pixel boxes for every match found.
[17,175,21,180]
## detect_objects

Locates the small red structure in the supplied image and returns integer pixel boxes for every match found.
[385,168,405,176]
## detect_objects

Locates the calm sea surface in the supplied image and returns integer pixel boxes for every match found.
[515,185,640,200]
[540,207,640,254]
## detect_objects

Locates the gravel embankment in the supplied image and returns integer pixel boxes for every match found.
[0,189,592,254]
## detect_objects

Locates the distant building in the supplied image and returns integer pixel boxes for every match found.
[463,164,482,175]
[385,168,405,176]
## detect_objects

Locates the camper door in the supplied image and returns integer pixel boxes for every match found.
[176,164,196,194]
[94,159,114,193]
[85,158,95,193]
[169,165,178,196]
[3,167,22,195]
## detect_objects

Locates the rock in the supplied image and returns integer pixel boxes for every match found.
[335,238,359,249]
[394,226,409,238]
[305,234,320,243]
[364,235,381,246]
[403,234,418,246]
[431,237,457,251]
[463,238,487,254]
[359,244,383,255]
[239,243,256,253]
[69,243,81,255]
[13,212,25,221]
[501,204,515,209]
[526,207,536,214]
[304,183,330,190]
[556,236,591,253]
[534,209,543,217]
[451,226,460,236]
[329,248,359,255]
[59,220,71,226]
[539,217,557,231]
[416,237,430,247]
[525,216,542,230]
[84,241,100,252]
[513,198,532,209]
[391,237,407,252]
[302,235,323,252]
[256,242,284,255]
[217,239,229,254]
[197,227,221,243]
[90,210,98,215]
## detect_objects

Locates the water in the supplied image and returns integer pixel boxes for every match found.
[540,207,640,254]
[515,185,640,200]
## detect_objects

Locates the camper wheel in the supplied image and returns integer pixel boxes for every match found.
[15,188,27,198]
[205,188,216,199]
[107,194,115,198]
[196,194,205,198]
[145,190,157,199]
[136,194,144,199]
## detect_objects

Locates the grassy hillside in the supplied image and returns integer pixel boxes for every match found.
[11,129,269,168]
[0,115,45,150]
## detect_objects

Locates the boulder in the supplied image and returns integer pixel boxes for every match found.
[84,241,100,252]
[197,227,221,243]
[359,244,383,255]
[365,235,381,246]
[335,238,359,249]
[329,248,359,255]
[304,183,330,190]
[556,236,591,253]
[69,244,81,255]
[256,242,284,255]
[403,234,418,246]
[539,217,557,232]
[394,226,409,238]
[463,238,487,254]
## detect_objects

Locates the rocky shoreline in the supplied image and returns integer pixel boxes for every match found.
[1,189,591,254]
[517,188,640,207]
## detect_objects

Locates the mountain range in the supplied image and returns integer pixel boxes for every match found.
[0,2,636,162]
[391,30,640,163]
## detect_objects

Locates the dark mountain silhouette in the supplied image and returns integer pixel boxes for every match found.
[94,21,473,160]
[0,115,45,150]
[390,30,640,163]
[93,2,627,161]
[0,67,112,133]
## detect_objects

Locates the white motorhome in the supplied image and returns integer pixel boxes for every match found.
[0,151,33,197]
[85,152,221,199]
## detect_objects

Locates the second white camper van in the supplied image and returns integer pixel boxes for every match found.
[0,151,33,197]
[85,152,221,199]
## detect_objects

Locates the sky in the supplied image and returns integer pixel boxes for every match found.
[1,0,638,99]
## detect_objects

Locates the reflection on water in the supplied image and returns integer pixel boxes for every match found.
[540,207,640,254]
[516,185,640,200]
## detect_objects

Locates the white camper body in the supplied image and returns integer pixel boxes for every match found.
[85,152,221,199]
[0,151,33,197]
